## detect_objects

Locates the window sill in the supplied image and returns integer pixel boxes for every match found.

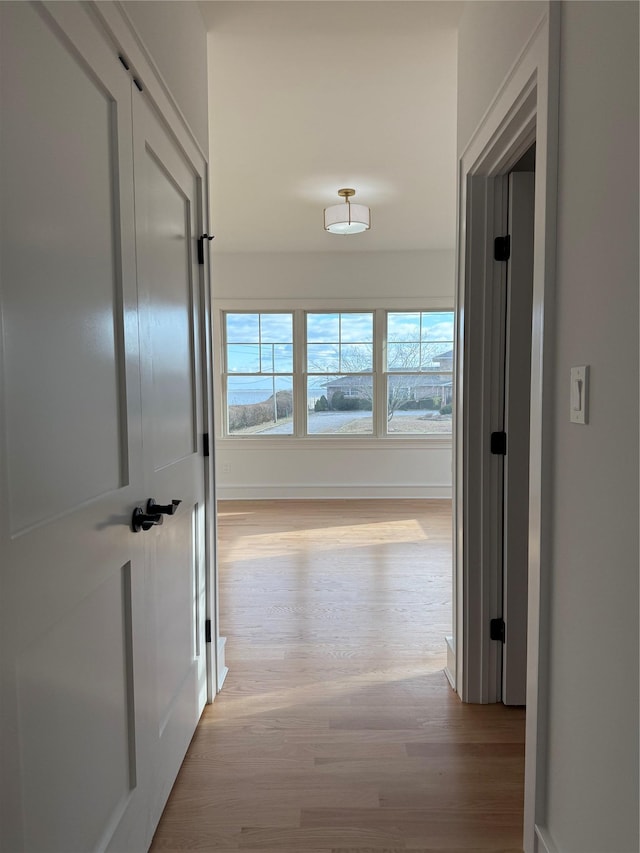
[216,435,452,451]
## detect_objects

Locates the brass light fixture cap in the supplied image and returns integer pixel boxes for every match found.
[337,188,356,200]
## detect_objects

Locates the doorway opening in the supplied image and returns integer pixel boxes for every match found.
[452,10,560,848]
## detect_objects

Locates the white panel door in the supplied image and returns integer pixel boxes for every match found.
[502,171,535,706]
[0,3,151,851]
[132,93,208,828]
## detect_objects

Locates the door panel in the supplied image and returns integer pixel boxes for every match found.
[133,94,207,827]
[2,1,125,533]
[0,4,148,851]
[144,151,198,469]
[154,508,198,728]
[17,566,136,853]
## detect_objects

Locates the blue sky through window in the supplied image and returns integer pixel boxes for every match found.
[226,313,293,373]
[387,311,454,372]
[388,311,453,344]
[223,310,453,434]
[307,313,374,372]
[307,312,373,343]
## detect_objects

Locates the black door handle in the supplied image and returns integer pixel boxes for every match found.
[131,506,164,533]
[146,499,182,515]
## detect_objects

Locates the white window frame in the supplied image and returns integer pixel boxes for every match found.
[215,300,454,448]
[221,310,296,436]
[384,310,454,434]
[305,310,376,437]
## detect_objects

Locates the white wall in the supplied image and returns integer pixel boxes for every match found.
[457,1,545,153]
[121,1,208,153]
[545,3,639,849]
[458,1,639,850]
[213,249,454,302]
[213,249,454,499]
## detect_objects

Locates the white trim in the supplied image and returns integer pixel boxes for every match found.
[215,296,454,311]
[444,636,456,689]
[534,825,558,853]
[524,5,560,849]
[90,1,207,163]
[217,484,452,501]
[217,437,452,451]
[217,306,454,442]
[200,177,219,704]
[216,637,229,692]
[460,12,547,166]
[454,5,559,853]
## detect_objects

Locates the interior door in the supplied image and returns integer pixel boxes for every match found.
[502,171,535,705]
[132,93,208,826]
[0,3,151,851]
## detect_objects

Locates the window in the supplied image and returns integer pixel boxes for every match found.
[386,311,454,435]
[224,313,294,435]
[307,312,374,435]
[221,309,454,437]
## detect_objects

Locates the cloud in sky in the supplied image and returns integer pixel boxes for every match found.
[307,312,373,343]
[388,311,453,342]
[226,313,293,344]
[225,311,453,373]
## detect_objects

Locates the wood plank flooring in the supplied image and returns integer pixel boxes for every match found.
[150,499,525,852]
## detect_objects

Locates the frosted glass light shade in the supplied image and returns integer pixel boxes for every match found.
[324,202,370,234]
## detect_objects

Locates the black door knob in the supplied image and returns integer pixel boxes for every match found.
[146,499,182,515]
[131,506,164,533]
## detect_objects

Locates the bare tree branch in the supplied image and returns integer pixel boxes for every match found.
[308,339,452,421]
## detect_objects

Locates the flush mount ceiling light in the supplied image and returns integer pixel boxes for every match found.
[324,188,371,235]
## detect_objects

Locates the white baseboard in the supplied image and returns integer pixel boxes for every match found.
[217,636,229,692]
[535,825,558,853]
[444,635,455,689]
[216,484,452,500]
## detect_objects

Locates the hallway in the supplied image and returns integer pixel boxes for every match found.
[151,500,525,851]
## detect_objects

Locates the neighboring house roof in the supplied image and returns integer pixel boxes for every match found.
[407,376,452,387]
[388,349,453,371]
[326,372,452,389]
[325,375,372,389]
[325,375,452,389]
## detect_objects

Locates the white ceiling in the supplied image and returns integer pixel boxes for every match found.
[201,1,462,253]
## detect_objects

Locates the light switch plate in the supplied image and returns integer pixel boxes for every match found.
[570,365,589,424]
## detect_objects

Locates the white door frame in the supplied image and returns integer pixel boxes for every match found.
[453,6,560,851]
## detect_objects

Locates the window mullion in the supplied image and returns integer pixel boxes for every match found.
[220,312,228,435]
[294,309,306,437]
[374,308,386,437]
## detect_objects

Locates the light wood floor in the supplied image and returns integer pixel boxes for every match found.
[151,499,525,852]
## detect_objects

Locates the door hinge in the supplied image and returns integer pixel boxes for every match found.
[490,431,507,455]
[494,234,511,262]
[203,433,210,457]
[205,619,212,643]
[118,54,143,91]
[197,233,215,265]
[490,618,505,643]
